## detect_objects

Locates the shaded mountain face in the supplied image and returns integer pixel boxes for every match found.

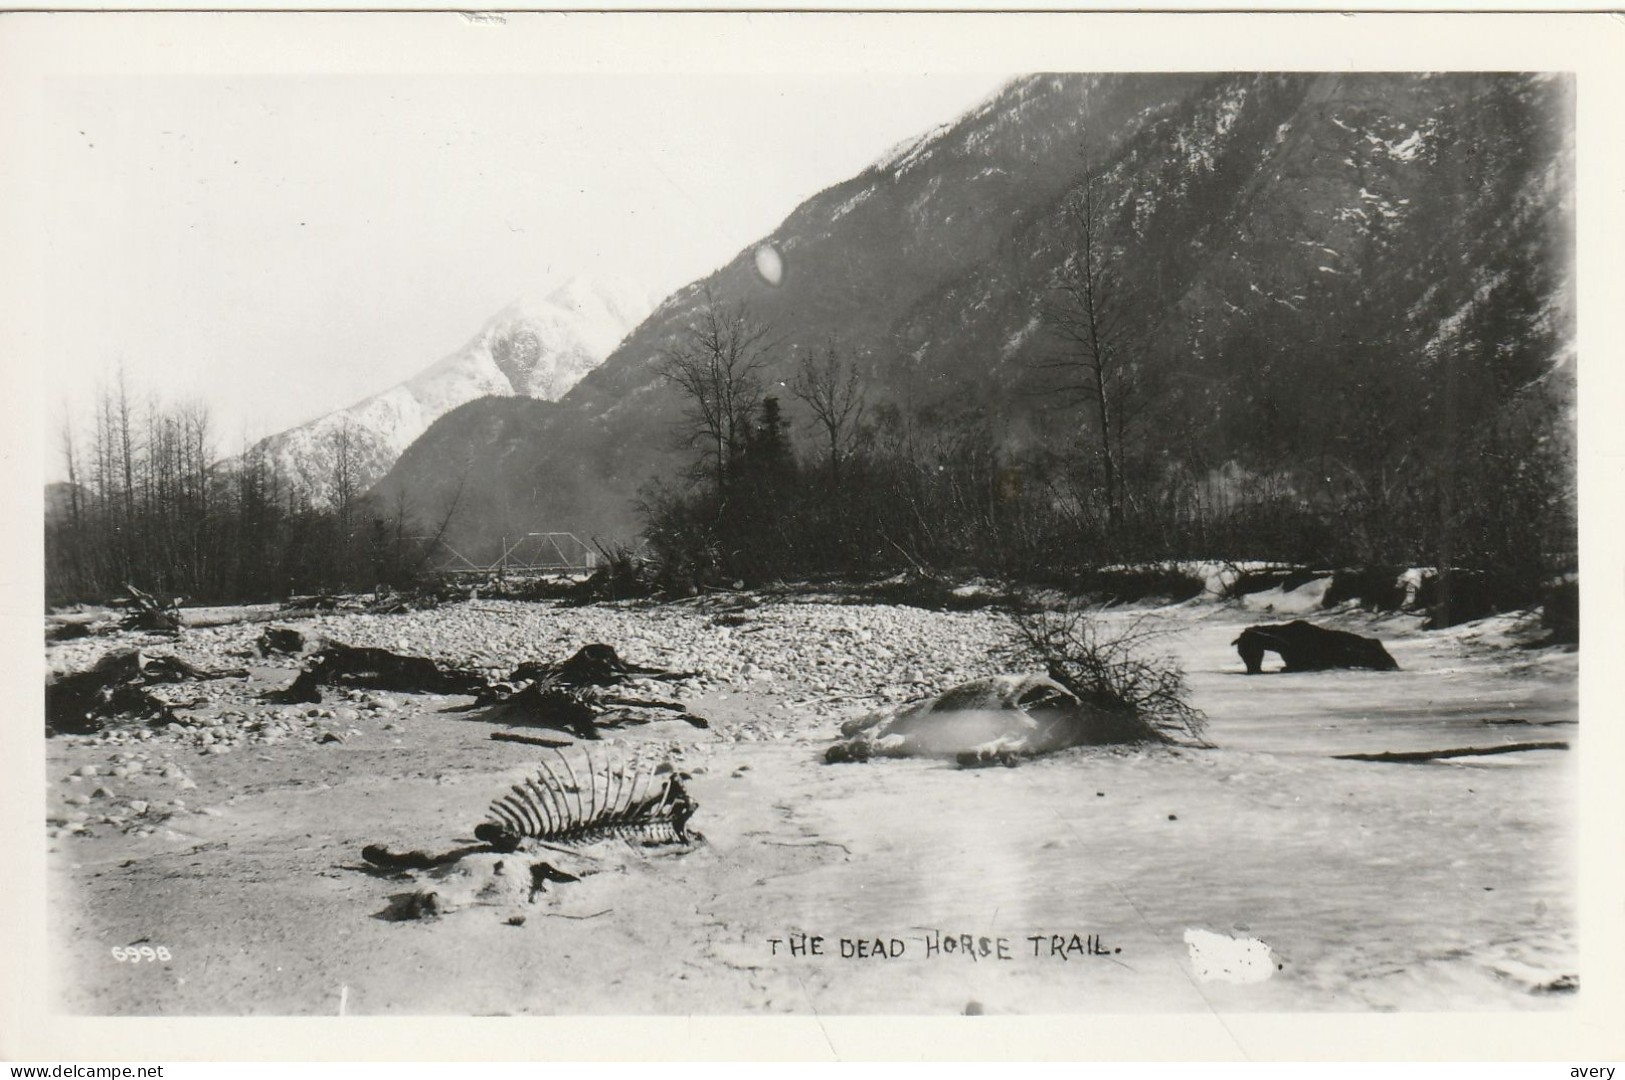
[370,73,1574,556]
[253,277,651,509]
[371,394,564,552]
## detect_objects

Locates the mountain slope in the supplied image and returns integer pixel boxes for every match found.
[254,277,651,508]
[369,73,1573,557]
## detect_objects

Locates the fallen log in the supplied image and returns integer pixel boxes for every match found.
[46,622,94,642]
[490,731,573,749]
[118,584,184,633]
[1333,741,1569,763]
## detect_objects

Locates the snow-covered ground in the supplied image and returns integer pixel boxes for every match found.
[44,594,1578,1014]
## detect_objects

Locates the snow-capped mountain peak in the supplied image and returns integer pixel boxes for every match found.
[251,277,654,508]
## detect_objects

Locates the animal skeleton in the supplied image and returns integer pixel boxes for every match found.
[476,748,697,849]
[362,748,697,874]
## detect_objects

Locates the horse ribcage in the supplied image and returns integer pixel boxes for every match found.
[482,748,696,848]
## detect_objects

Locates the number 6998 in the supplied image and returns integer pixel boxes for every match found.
[111,945,171,962]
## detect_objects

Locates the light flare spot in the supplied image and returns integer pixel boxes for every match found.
[754,244,784,286]
[1184,928,1277,984]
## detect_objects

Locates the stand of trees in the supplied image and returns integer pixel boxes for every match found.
[47,378,432,607]
[645,283,1575,620]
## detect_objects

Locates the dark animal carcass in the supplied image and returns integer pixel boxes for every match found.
[278,643,488,703]
[507,643,696,690]
[1232,620,1398,674]
[46,650,248,735]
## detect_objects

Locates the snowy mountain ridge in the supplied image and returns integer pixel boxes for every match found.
[251,276,653,508]
[370,73,1573,552]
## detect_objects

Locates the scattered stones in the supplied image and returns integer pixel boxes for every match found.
[45,597,1030,847]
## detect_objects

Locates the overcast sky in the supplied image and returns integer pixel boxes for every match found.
[4,19,1005,469]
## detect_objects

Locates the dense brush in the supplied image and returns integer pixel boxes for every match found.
[474,749,697,849]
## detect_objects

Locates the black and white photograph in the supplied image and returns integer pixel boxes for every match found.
[2,10,1621,1062]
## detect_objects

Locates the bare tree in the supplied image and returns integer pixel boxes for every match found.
[330,416,360,532]
[59,411,83,530]
[1035,168,1151,531]
[658,289,771,493]
[791,339,866,486]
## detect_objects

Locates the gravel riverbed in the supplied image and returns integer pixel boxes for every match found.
[39,591,1584,1018]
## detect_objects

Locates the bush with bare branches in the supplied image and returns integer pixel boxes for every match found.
[1004,605,1210,747]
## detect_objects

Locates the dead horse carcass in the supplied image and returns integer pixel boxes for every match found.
[1232,619,1398,674]
[825,674,1120,767]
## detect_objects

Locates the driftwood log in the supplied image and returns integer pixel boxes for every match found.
[490,731,573,749]
[1333,741,1568,763]
[117,584,184,633]
[1233,620,1399,674]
